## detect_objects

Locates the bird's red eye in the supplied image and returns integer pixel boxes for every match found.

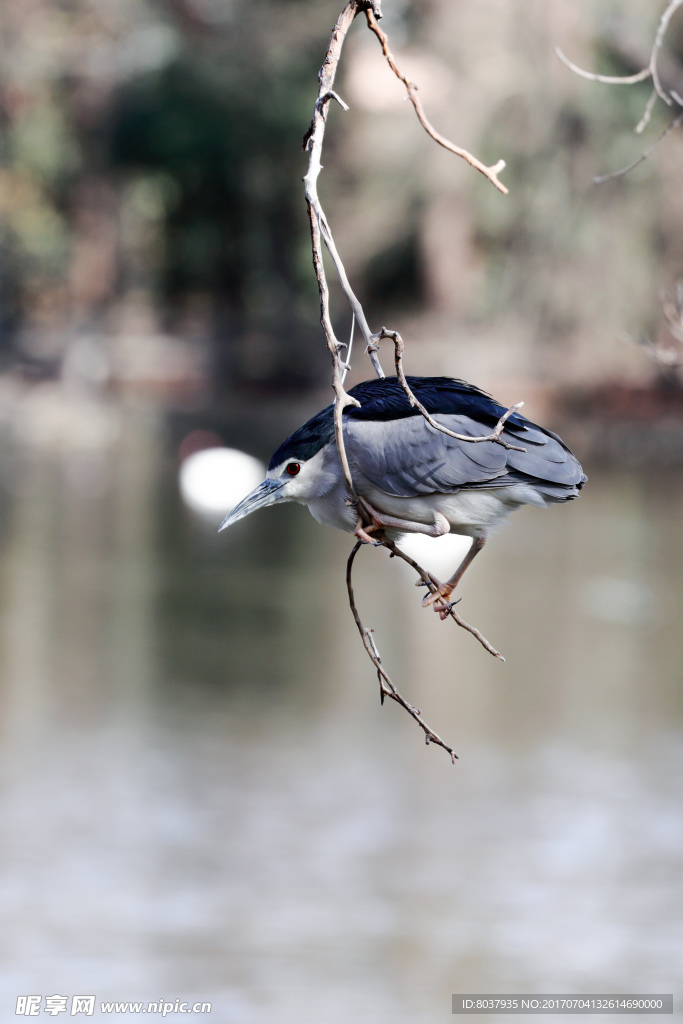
[286,462,300,476]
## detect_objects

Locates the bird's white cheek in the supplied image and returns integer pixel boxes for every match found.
[280,475,310,502]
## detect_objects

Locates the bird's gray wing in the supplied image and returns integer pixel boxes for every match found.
[343,414,507,496]
[343,414,583,497]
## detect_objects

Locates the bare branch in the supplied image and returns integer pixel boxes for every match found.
[346,541,460,762]
[365,11,508,194]
[371,326,527,452]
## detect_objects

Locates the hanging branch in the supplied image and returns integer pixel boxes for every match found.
[556,0,683,179]
[303,0,510,760]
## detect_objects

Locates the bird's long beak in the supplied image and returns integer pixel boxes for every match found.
[218,478,285,532]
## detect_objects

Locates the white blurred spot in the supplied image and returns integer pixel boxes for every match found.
[179,447,264,518]
[398,532,471,578]
[581,577,656,627]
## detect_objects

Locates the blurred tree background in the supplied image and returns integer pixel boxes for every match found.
[0,0,682,404]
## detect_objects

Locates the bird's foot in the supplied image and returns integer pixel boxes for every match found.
[422,581,461,619]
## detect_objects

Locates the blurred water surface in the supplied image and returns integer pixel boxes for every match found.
[0,401,681,1023]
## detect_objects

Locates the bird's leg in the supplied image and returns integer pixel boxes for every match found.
[352,496,384,545]
[357,496,450,538]
[422,532,487,619]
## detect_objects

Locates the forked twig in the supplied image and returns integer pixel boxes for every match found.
[346,541,460,763]
[557,0,683,180]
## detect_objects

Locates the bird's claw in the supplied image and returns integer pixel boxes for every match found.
[435,599,461,620]
[422,584,452,608]
[422,583,461,619]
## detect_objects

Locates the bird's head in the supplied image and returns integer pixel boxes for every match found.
[218,404,336,532]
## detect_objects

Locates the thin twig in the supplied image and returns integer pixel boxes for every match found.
[346,542,460,762]
[594,110,683,183]
[340,312,356,387]
[365,11,507,194]
[555,47,652,86]
[651,0,683,105]
[635,89,658,134]
[372,326,527,452]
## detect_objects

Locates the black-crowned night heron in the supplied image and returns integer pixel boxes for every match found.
[220,376,586,616]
